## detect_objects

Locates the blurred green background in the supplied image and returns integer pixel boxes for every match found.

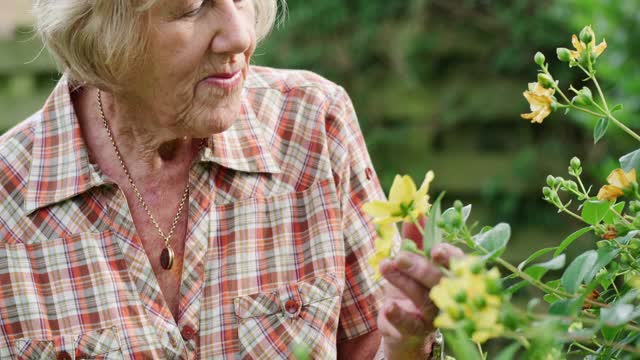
[1,0,639,263]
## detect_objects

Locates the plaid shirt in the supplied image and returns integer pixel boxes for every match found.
[0,66,385,359]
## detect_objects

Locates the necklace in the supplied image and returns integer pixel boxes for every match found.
[97,90,190,270]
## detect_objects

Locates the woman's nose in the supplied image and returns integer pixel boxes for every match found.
[210,1,253,56]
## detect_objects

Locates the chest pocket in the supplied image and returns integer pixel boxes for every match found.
[234,274,342,360]
[10,326,123,360]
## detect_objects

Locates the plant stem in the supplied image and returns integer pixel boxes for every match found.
[458,230,611,309]
[558,205,585,224]
[572,342,598,354]
[411,217,425,235]
[607,113,640,143]
[569,104,607,118]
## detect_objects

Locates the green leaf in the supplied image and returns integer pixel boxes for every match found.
[593,118,609,144]
[494,343,521,360]
[543,293,560,304]
[600,304,636,327]
[461,204,471,222]
[443,328,482,360]
[581,200,613,225]
[400,239,422,255]
[561,250,598,293]
[554,227,592,256]
[611,104,623,113]
[614,230,639,245]
[601,325,623,342]
[442,204,472,225]
[549,298,580,316]
[531,254,566,270]
[473,223,511,261]
[423,192,445,256]
[509,255,566,295]
[518,247,558,270]
[585,246,620,284]
[602,202,625,225]
[620,149,640,173]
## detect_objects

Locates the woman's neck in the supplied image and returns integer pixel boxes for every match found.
[74,87,201,183]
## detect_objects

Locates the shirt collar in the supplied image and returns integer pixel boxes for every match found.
[199,89,281,175]
[24,76,281,215]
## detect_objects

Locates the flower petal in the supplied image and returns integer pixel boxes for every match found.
[594,39,607,58]
[416,170,435,197]
[389,175,417,204]
[628,168,637,184]
[377,223,397,243]
[597,185,624,201]
[607,168,632,189]
[363,201,397,218]
[572,34,584,52]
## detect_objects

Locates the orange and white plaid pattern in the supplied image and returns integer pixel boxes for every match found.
[0,66,384,359]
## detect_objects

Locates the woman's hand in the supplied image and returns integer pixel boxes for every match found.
[377,242,464,359]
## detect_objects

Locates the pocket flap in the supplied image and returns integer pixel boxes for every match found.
[12,327,121,359]
[76,327,121,356]
[234,273,340,318]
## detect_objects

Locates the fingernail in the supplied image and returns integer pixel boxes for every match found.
[380,258,396,272]
[396,254,413,271]
[386,302,397,316]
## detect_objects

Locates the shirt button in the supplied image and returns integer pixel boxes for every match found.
[284,299,300,314]
[365,168,374,180]
[181,325,196,341]
[57,351,72,360]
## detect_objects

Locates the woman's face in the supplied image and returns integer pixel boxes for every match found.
[122,0,257,138]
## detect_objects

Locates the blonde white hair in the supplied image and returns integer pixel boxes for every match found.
[32,0,284,90]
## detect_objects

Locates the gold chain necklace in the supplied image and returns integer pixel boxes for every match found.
[97,90,190,270]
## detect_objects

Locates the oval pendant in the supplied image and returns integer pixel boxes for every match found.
[160,247,174,270]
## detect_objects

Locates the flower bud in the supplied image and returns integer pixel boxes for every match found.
[546,175,555,187]
[447,306,463,320]
[553,176,564,188]
[570,157,581,170]
[473,296,487,310]
[562,180,578,193]
[629,201,640,214]
[460,319,476,335]
[580,26,594,44]
[573,87,593,106]
[534,52,546,66]
[537,73,555,89]
[454,200,463,212]
[454,290,467,303]
[550,98,560,112]
[556,47,572,62]
[470,261,484,275]
[542,186,552,198]
[486,278,502,295]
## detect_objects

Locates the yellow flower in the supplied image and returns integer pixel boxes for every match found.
[429,256,503,344]
[368,223,397,280]
[363,171,434,225]
[596,168,636,201]
[521,82,555,124]
[569,31,607,63]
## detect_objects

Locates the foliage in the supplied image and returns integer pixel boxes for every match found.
[367,25,640,359]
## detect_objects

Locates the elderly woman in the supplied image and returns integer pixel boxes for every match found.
[0,0,461,358]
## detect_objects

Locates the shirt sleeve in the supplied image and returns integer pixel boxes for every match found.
[325,85,388,342]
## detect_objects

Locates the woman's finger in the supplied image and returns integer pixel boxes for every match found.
[387,251,443,289]
[380,259,436,311]
[430,243,465,268]
[384,301,430,337]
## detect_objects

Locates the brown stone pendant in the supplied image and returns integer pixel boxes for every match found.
[160,247,174,270]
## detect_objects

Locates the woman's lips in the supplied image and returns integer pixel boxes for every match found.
[202,70,242,90]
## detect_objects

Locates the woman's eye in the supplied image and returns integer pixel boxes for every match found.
[183,1,207,18]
